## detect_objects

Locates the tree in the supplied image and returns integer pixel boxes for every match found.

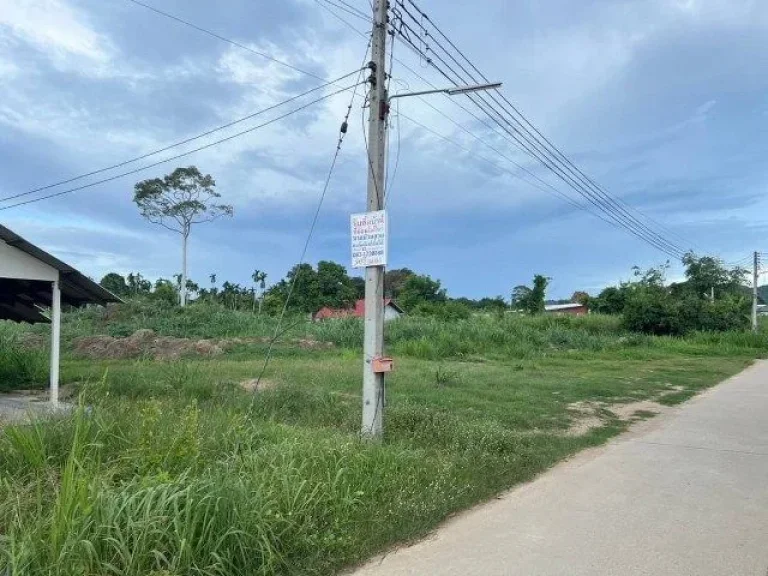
[677,253,747,299]
[252,269,267,313]
[134,166,233,307]
[398,274,446,311]
[100,273,129,297]
[350,276,366,300]
[511,285,532,310]
[512,275,549,314]
[316,261,357,309]
[477,296,508,312]
[384,268,415,300]
[126,272,151,295]
[266,261,367,314]
[591,286,627,315]
[153,278,178,306]
[571,291,589,305]
[266,263,319,314]
[208,273,217,302]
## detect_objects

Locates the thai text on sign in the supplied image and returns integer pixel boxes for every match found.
[351,210,388,268]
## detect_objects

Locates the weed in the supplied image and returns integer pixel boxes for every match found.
[0,326,47,391]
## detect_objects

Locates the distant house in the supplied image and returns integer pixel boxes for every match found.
[313,299,404,321]
[544,302,588,316]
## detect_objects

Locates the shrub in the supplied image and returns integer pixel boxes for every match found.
[622,289,750,335]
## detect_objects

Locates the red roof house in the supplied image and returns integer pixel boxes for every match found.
[313,299,404,321]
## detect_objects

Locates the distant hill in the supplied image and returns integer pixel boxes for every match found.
[758,285,768,305]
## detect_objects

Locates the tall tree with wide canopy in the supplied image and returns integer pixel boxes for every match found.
[134,166,233,306]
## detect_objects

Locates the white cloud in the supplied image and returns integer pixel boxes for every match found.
[0,0,113,65]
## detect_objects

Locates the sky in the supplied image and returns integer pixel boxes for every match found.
[0,0,767,299]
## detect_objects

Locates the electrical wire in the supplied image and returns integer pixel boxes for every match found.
[255,36,372,388]
[319,0,686,258]
[123,0,328,82]
[392,18,686,259]
[1,69,366,204]
[395,4,684,253]
[395,1,689,259]
[0,81,364,211]
[317,0,371,23]
[399,112,587,210]
[405,0,693,251]
[385,97,402,204]
[391,32,683,253]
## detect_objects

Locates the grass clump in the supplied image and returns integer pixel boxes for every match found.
[0,325,47,392]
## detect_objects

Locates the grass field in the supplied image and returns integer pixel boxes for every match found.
[1,303,766,575]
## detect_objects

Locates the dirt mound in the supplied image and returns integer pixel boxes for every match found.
[73,330,225,361]
[72,330,333,361]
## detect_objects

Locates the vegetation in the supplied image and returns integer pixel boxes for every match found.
[588,255,751,335]
[512,274,549,314]
[0,330,47,392]
[133,166,233,307]
[1,249,764,573]
[1,298,767,574]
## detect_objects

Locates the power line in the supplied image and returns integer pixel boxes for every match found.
[411,0,688,251]
[311,0,690,259]
[123,0,328,82]
[394,3,685,254]
[399,111,617,223]
[0,81,364,211]
[396,0,689,259]
[256,37,371,387]
[392,14,685,259]
[316,0,371,23]
[319,0,667,245]
[1,68,365,204]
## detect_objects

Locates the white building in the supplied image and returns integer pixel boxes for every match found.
[0,224,120,405]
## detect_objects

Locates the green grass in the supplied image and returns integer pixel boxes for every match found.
[0,326,47,392]
[1,303,767,574]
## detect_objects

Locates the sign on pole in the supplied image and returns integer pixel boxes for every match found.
[351,210,388,268]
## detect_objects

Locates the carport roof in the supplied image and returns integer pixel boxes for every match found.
[0,224,120,323]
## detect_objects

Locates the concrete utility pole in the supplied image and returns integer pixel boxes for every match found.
[753,251,759,333]
[361,0,389,439]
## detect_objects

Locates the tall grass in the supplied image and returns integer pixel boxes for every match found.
[0,393,589,576]
[0,326,47,391]
[1,303,766,575]
[38,301,768,362]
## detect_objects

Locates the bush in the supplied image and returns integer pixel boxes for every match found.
[622,289,750,335]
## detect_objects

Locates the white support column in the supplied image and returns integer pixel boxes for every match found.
[50,278,61,407]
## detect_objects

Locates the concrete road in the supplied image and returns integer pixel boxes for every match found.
[353,361,768,576]
[0,393,67,424]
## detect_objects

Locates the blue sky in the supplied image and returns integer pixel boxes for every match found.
[1,0,766,299]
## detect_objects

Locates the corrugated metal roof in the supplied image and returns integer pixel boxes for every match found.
[544,303,586,311]
[0,224,121,323]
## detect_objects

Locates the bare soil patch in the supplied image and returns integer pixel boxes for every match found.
[238,378,279,393]
[72,330,332,361]
[566,397,676,436]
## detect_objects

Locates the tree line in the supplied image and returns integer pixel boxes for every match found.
[98,264,509,318]
[122,165,754,334]
[100,252,753,334]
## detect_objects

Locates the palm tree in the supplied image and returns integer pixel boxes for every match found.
[252,269,268,314]
[209,273,217,303]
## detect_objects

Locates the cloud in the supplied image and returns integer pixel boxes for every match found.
[0,0,113,65]
[1,0,768,300]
